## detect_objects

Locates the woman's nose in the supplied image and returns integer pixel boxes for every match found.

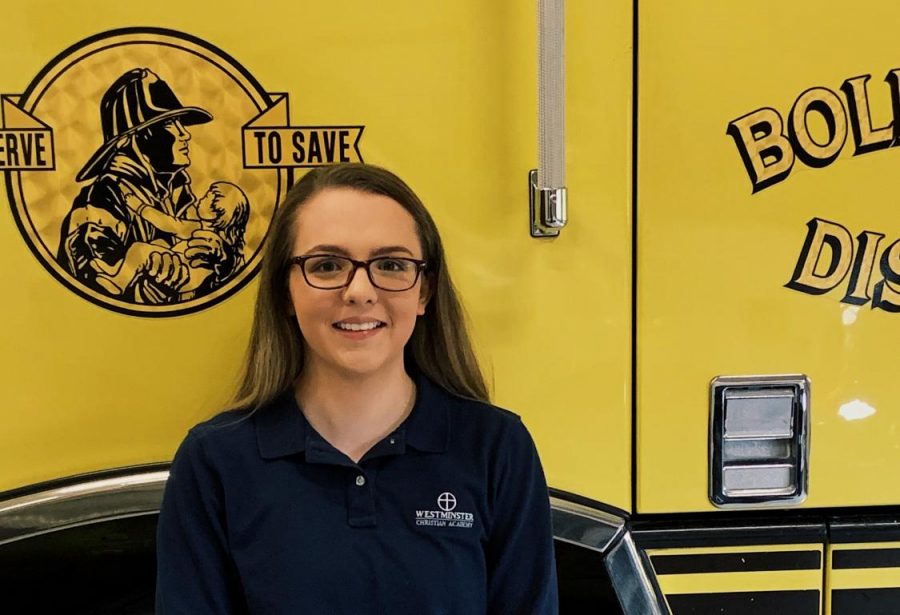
[341,266,378,304]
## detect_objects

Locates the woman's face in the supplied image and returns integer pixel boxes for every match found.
[288,187,428,379]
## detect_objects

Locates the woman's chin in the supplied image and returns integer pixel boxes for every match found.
[323,352,396,380]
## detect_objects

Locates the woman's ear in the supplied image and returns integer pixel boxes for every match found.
[417,277,431,316]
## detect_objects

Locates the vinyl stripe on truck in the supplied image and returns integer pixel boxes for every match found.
[647,544,823,615]
[829,542,900,615]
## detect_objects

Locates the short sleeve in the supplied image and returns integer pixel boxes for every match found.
[156,430,248,614]
[485,418,559,614]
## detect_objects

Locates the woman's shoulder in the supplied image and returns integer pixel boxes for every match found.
[448,394,522,429]
[434,389,546,495]
[433,383,535,452]
[187,390,301,452]
[192,405,254,433]
[182,395,284,455]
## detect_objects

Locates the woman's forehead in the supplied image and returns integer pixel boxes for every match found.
[292,188,422,254]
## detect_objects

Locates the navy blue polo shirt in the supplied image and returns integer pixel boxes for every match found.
[156,371,559,614]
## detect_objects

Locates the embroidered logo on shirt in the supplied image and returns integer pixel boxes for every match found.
[415,492,474,529]
[437,492,457,511]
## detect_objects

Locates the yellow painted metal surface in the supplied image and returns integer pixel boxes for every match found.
[829,567,900,591]
[0,1,632,509]
[659,570,822,595]
[638,0,900,512]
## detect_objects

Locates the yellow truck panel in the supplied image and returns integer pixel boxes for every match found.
[637,0,900,512]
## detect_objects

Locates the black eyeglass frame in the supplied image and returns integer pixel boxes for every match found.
[289,255,428,291]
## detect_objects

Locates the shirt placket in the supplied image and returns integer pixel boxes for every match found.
[304,428,408,528]
[347,467,377,528]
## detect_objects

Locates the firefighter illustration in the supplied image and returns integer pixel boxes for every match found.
[56,68,249,304]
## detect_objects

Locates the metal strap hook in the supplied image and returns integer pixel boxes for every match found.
[531,0,567,238]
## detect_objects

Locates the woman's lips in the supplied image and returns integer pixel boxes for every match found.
[332,321,386,340]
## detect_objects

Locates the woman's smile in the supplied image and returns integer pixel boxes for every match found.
[333,317,387,339]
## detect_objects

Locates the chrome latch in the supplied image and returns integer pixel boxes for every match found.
[530,169,567,237]
[709,375,810,508]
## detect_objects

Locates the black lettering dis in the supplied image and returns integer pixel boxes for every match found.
[786,217,853,295]
[842,230,885,305]
[873,239,900,312]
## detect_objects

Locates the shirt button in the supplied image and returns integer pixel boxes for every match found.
[355,475,366,487]
[389,437,396,445]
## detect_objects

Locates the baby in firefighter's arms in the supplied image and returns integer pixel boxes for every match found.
[90,180,249,298]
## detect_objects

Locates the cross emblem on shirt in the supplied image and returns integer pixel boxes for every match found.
[437,492,457,512]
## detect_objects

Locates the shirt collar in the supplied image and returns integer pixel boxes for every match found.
[255,370,451,460]
[255,390,308,460]
[404,370,451,453]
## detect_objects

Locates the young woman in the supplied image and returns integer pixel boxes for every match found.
[156,164,559,614]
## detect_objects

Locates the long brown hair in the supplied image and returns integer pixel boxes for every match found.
[230,163,488,411]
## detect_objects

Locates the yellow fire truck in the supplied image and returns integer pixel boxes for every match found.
[2,1,899,613]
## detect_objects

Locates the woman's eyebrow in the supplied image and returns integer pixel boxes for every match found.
[302,244,415,257]
[370,246,414,257]
[303,244,350,256]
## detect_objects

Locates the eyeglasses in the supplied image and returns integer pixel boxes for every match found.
[290,255,427,291]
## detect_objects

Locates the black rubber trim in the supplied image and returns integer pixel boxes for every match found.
[634,505,900,524]
[831,515,900,543]
[666,590,819,614]
[832,588,900,615]
[651,550,821,575]
[630,0,640,519]
[833,548,900,570]
[632,516,825,549]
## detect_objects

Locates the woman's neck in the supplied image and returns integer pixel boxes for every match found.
[294,360,416,464]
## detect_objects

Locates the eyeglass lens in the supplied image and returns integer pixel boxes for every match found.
[302,256,419,290]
